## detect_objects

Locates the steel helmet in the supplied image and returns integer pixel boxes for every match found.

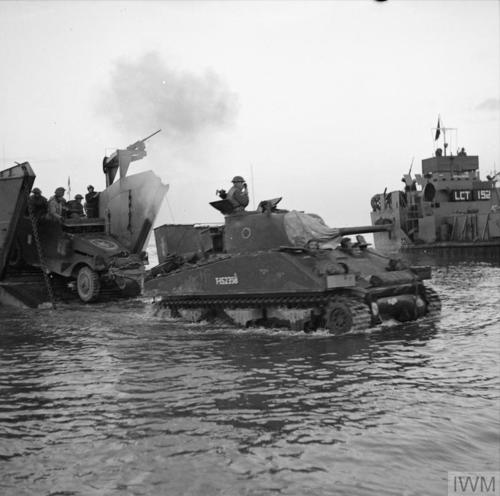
[32,187,41,194]
[55,187,65,194]
[232,175,245,183]
[75,194,83,200]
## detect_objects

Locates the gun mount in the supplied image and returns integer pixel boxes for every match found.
[103,129,162,187]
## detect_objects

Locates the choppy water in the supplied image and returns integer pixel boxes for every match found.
[1,262,499,496]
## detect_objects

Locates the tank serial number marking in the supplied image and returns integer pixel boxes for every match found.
[215,273,239,285]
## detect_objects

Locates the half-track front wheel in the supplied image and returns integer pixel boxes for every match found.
[77,266,101,303]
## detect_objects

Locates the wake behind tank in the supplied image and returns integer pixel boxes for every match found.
[145,197,440,334]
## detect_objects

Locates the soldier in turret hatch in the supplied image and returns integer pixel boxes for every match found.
[458,147,467,156]
[67,194,85,218]
[48,187,67,221]
[85,185,99,218]
[27,187,48,219]
[218,175,249,212]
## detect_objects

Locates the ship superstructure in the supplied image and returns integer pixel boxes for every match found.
[370,125,500,257]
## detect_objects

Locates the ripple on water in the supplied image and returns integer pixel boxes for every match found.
[0,262,499,495]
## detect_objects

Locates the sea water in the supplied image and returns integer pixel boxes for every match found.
[0,262,499,496]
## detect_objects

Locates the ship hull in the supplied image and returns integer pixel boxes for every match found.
[370,150,500,263]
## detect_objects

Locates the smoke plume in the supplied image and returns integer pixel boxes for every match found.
[475,98,500,112]
[97,52,239,142]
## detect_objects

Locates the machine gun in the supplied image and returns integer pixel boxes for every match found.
[126,129,162,153]
[103,129,162,186]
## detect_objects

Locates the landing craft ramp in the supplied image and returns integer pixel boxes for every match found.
[0,162,35,278]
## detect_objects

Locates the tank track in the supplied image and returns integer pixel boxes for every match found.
[333,294,373,333]
[155,291,375,333]
[156,292,329,308]
[423,286,441,319]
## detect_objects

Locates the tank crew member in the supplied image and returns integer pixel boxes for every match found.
[435,148,443,157]
[458,147,467,156]
[48,187,67,221]
[85,185,99,218]
[218,175,249,212]
[27,187,48,219]
[67,194,85,218]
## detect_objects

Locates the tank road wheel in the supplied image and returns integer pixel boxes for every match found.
[423,287,441,319]
[77,266,101,303]
[325,299,353,335]
[324,296,372,335]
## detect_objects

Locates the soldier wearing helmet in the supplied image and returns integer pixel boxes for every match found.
[85,185,99,218]
[218,175,249,212]
[48,187,67,221]
[27,187,48,219]
[67,194,86,219]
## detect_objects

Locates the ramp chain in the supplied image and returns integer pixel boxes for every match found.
[27,197,56,308]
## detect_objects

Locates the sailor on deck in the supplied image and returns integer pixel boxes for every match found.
[85,185,99,218]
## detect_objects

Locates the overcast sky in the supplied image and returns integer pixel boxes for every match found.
[1,0,499,229]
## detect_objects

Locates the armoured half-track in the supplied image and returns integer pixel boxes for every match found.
[9,215,147,302]
[145,198,440,334]
[2,131,167,306]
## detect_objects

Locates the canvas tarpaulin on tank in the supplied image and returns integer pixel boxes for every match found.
[284,211,340,247]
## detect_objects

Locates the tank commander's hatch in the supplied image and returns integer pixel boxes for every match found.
[257,197,282,212]
[210,199,236,215]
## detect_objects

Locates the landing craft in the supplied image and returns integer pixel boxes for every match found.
[0,132,168,307]
[370,123,500,260]
[145,197,440,334]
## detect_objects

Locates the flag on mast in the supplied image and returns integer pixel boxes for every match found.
[434,115,441,141]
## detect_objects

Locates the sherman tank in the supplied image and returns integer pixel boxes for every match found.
[145,197,440,334]
[2,131,168,306]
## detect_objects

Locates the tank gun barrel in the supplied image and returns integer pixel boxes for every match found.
[337,224,393,236]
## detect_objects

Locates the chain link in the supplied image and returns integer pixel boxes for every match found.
[26,192,56,308]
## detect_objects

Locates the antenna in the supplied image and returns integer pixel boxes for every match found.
[250,163,255,210]
[165,195,175,223]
